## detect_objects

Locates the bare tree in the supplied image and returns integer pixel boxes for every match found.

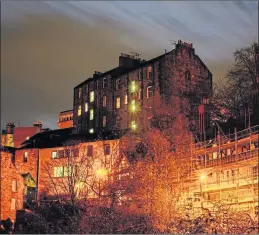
[211,42,258,121]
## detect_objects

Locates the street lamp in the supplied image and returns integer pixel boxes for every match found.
[96,168,108,179]
[96,168,108,200]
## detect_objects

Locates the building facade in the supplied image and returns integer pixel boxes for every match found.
[58,110,73,129]
[73,41,212,135]
[1,121,46,148]
[0,128,129,221]
[0,147,25,221]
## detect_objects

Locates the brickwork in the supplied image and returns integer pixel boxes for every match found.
[14,149,38,182]
[0,150,24,221]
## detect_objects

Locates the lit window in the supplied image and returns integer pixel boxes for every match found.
[85,103,88,112]
[90,109,94,120]
[115,79,121,90]
[23,152,28,163]
[147,86,154,99]
[130,100,136,112]
[104,144,110,155]
[103,78,107,88]
[130,81,137,93]
[54,167,64,177]
[12,180,17,192]
[52,151,57,159]
[78,105,82,116]
[131,121,137,131]
[90,91,94,103]
[89,128,94,134]
[116,97,121,109]
[124,94,128,105]
[103,96,107,107]
[103,116,107,127]
[11,198,16,210]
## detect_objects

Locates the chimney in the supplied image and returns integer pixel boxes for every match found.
[119,53,141,69]
[6,122,15,134]
[93,71,102,79]
[34,121,43,130]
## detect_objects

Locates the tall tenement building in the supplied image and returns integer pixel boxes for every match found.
[73,40,212,135]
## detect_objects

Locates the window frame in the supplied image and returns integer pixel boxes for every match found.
[23,152,28,163]
[147,86,154,99]
[103,115,107,127]
[90,91,95,103]
[90,109,94,120]
[103,77,107,88]
[78,105,82,116]
[85,102,88,112]
[103,96,107,107]
[115,79,121,90]
[52,151,57,159]
[104,144,110,155]
[116,97,121,109]
[87,145,93,157]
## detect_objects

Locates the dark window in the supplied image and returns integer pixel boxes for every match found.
[87,145,93,157]
[78,87,82,99]
[147,86,154,99]
[185,70,191,80]
[115,79,121,90]
[103,78,107,88]
[23,152,28,163]
[57,150,64,158]
[96,80,99,90]
[104,144,110,155]
[11,154,15,164]
[138,70,142,80]
[64,149,71,157]
[72,148,79,157]
[83,84,88,94]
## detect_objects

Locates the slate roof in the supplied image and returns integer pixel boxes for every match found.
[19,128,127,149]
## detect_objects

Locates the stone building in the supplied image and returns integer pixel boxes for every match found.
[73,40,212,136]
[58,110,73,129]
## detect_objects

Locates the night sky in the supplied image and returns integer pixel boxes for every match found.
[1,1,258,130]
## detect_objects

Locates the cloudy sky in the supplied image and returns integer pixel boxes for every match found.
[1,1,258,129]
